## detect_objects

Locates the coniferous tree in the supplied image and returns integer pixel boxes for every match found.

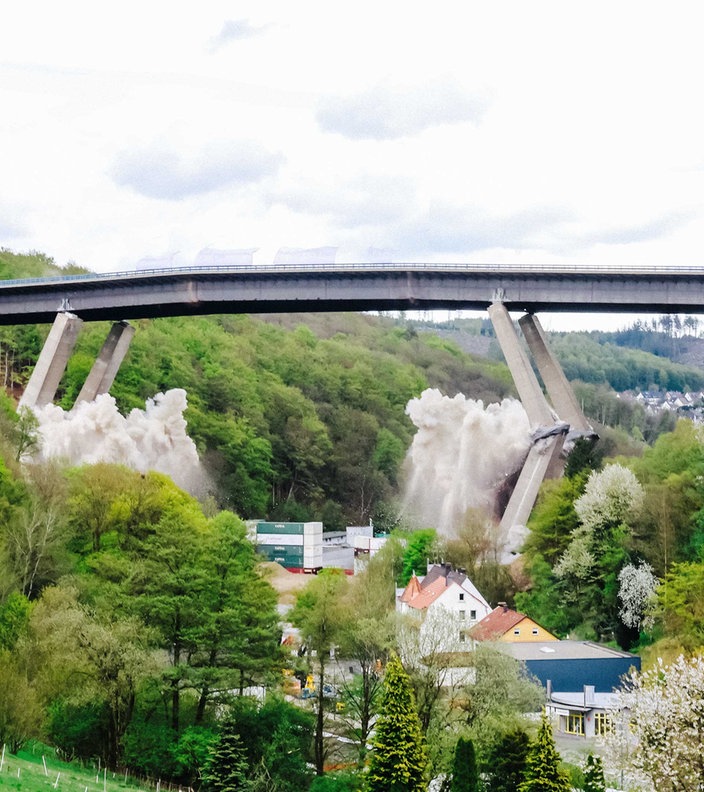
[201,718,251,792]
[367,653,427,792]
[451,736,480,792]
[518,713,570,792]
[485,728,530,792]
[582,753,606,792]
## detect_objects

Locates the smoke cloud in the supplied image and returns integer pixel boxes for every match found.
[402,388,531,540]
[33,388,203,493]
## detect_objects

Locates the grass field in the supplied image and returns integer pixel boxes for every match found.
[0,745,178,792]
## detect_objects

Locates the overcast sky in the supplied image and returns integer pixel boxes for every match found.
[2,2,703,330]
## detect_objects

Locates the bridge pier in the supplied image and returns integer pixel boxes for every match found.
[19,312,83,410]
[74,321,135,407]
[489,304,593,539]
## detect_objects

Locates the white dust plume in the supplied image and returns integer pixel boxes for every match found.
[33,388,202,493]
[402,388,531,540]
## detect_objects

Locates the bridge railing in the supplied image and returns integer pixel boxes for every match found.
[2,260,704,289]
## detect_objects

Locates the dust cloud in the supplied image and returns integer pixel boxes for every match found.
[32,388,204,494]
[402,388,531,539]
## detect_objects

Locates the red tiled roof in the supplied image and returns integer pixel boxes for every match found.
[400,573,422,603]
[405,576,448,610]
[470,606,526,640]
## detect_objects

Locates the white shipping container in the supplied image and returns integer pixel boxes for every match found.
[304,521,323,535]
[257,533,304,546]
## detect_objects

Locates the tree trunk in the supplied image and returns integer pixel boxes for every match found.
[315,657,326,774]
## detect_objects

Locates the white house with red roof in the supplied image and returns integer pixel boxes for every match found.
[396,563,492,654]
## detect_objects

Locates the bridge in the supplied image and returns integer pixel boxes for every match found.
[9,260,703,549]
[2,262,704,325]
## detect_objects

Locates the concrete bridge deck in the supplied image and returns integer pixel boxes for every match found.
[2,262,704,324]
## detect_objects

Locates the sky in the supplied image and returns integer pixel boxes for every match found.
[2,2,704,331]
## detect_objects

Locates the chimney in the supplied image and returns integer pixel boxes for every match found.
[498,601,508,612]
[584,685,595,707]
[546,679,553,699]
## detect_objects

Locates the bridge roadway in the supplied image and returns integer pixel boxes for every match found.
[2,262,704,325]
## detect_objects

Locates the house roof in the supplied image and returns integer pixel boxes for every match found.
[500,640,638,662]
[470,605,527,640]
[398,563,489,611]
[399,573,422,603]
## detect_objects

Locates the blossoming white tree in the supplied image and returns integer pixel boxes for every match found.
[606,654,704,791]
[617,561,659,631]
[574,463,644,533]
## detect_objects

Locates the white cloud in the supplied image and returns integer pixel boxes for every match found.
[111,139,284,201]
[316,80,488,140]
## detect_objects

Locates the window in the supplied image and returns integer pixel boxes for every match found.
[513,628,521,635]
[564,714,584,735]
[595,712,612,736]
[459,631,466,642]
[459,610,466,620]
[532,628,539,636]
[459,593,465,601]
[470,609,477,620]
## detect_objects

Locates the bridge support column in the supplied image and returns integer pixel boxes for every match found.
[489,303,590,538]
[518,313,592,433]
[487,303,554,426]
[74,321,135,407]
[19,312,83,410]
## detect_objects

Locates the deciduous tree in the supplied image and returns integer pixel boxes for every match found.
[607,654,704,791]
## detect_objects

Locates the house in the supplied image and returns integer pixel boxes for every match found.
[498,640,640,738]
[470,603,558,643]
[499,640,640,693]
[396,563,492,654]
[545,685,619,738]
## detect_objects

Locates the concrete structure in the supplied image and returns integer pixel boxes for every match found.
[5,262,704,325]
[518,313,592,434]
[488,302,572,533]
[488,303,595,536]
[74,320,135,406]
[19,312,83,410]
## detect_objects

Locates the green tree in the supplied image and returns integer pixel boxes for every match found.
[518,713,570,792]
[485,728,530,792]
[655,560,704,651]
[451,736,480,792]
[336,571,394,765]
[188,511,283,722]
[291,569,349,774]
[399,529,439,586]
[463,644,544,749]
[367,653,427,792]
[0,649,43,752]
[201,716,251,792]
[582,753,606,792]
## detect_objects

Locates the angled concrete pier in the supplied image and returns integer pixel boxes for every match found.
[487,302,553,428]
[74,321,135,406]
[518,314,592,433]
[19,312,83,410]
[499,432,566,533]
[489,303,590,535]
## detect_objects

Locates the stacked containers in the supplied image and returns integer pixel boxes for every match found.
[256,521,323,572]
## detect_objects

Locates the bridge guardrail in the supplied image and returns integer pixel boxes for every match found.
[2,261,704,290]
